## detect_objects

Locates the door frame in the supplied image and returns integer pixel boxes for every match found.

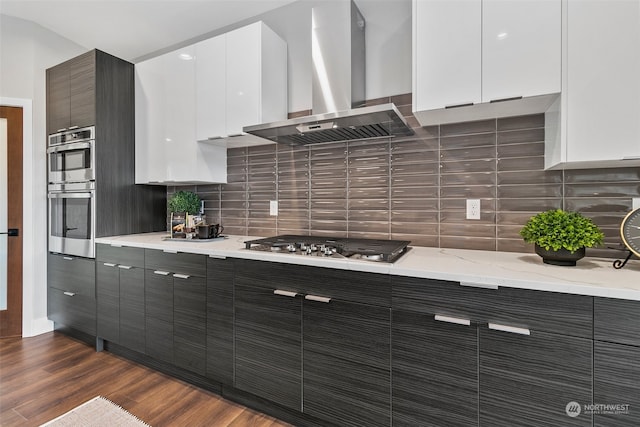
[1,97,47,337]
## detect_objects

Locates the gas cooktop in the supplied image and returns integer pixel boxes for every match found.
[244,235,411,263]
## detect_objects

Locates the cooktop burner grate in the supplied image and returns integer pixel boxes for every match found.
[244,235,411,263]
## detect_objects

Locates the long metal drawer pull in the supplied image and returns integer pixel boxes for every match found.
[118,265,132,270]
[305,295,331,303]
[228,133,244,137]
[459,281,499,290]
[163,249,178,254]
[488,323,530,336]
[103,262,117,267]
[209,255,227,260]
[445,102,474,109]
[63,292,76,297]
[110,244,123,248]
[489,96,523,103]
[153,270,171,276]
[173,273,190,280]
[63,256,74,261]
[274,290,298,298]
[434,314,471,326]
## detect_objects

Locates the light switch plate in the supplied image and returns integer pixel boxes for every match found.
[270,200,278,216]
[633,198,640,210]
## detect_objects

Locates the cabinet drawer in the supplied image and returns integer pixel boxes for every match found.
[595,297,640,346]
[144,249,206,276]
[48,287,96,335]
[392,276,593,338]
[234,259,390,307]
[48,253,95,297]
[96,244,144,267]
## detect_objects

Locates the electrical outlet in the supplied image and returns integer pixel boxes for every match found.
[466,199,481,220]
[270,200,278,216]
[634,198,640,210]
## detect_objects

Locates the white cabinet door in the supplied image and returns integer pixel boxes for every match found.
[413,0,481,111]
[226,22,262,135]
[162,46,197,182]
[565,0,640,164]
[195,35,226,141]
[482,0,561,102]
[135,55,167,184]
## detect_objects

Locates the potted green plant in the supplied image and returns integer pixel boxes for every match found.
[520,209,604,266]
[168,191,201,237]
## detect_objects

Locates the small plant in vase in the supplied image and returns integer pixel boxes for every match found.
[520,209,604,266]
[168,191,201,237]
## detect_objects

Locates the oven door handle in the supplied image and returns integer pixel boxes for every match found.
[46,141,93,154]
[48,192,93,199]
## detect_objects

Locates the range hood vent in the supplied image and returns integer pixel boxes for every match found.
[244,103,411,145]
[243,0,413,145]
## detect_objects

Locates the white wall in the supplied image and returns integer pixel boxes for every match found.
[0,14,87,337]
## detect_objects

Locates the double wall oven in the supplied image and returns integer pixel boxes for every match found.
[47,126,96,258]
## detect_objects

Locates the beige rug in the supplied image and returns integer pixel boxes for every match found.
[40,396,151,427]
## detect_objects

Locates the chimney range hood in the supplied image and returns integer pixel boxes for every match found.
[243,0,414,145]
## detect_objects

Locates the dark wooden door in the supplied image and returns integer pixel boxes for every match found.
[479,327,593,426]
[145,270,174,364]
[206,257,234,385]
[46,62,70,134]
[234,283,302,411]
[0,106,23,338]
[392,310,478,427]
[303,299,391,427]
[174,274,206,375]
[119,266,145,353]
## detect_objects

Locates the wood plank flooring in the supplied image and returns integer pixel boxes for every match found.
[0,332,292,426]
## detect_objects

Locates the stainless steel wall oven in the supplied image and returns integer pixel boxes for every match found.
[47,126,96,258]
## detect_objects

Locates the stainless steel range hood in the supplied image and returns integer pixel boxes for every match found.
[243,0,414,145]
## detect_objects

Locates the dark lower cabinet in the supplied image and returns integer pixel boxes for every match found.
[392,310,478,427]
[594,297,640,426]
[145,270,174,364]
[303,299,391,427]
[118,267,145,353]
[206,257,234,385]
[174,274,206,375]
[47,253,96,335]
[96,262,120,342]
[479,328,593,427]
[234,284,302,411]
[594,341,640,426]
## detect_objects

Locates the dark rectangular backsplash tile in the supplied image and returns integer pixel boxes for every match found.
[170,96,639,258]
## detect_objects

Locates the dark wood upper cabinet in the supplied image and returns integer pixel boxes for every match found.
[46,50,96,134]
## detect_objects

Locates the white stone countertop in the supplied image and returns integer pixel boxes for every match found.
[95,232,640,301]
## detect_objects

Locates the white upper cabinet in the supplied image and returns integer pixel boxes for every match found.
[546,0,640,169]
[482,0,561,101]
[195,35,226,143]
[136,21,286,184]
[136,46,227,184]
[195,21,288,144]
[413,0,561,125]
[413,0,481,111]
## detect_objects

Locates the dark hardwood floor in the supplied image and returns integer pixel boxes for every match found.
[0,332,291,426]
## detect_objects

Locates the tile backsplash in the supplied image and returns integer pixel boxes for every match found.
[169,93,640,258]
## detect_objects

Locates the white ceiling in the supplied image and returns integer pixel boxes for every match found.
[0,0,300,61]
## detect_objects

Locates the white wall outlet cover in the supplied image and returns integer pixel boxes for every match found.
[466,199,481,220]
[270,200,278,216]
[634,198,640,210]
